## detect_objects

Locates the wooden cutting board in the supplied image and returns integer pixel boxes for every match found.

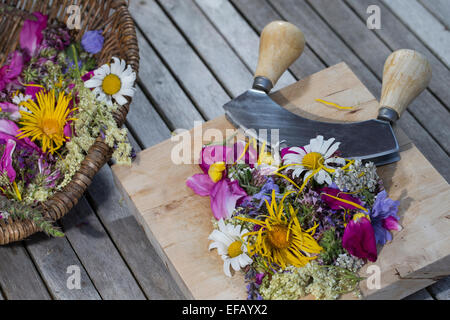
[112,62,450,300]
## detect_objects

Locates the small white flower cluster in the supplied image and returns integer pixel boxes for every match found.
[260,261,362,300]
[55,82,132,190]
[227,166,254,182]
[333,159,379,192]
[334,253,364,273]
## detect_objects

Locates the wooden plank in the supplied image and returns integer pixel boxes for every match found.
[129,0,229,120]
[381,0,450,68]
[346,0,450,109]
[419,0,450,29]
[194,0,296,90]
[87,165,186,299]
[404,288,434,300]
[61,197,146,300]
[25,234,101,300]
[241,0,450,181]
[157,0,253,98]
[0,243,51,299]
[428,276,450,300]
[135,28,204,130]
[125,84,172,148]
[112,63,450,300]
[306,0,450,156]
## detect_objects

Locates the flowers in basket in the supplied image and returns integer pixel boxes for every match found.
[187,136,401,300]
[0,12,136,235]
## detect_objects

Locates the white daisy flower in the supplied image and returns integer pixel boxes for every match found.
[208,219,253,277]
[84,57,136,106]
[282,135,346,185]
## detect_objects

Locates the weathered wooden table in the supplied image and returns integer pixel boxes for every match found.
[0,0,448,300]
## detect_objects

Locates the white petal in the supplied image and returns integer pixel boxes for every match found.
[283,153,303,164]
[230,257,240,271]
[304,144,312,153]
[323,172,332,185]
[324,142,341,159]
[110,57,121,75]
[311,135,324,153]
[325,157,346,166]
[314,170,326,184]
[113,94,128,106]
[288,147,306,156]
[320,137,335,154]
[84,78,102,88]
[223,259,232,277]
[292,167,306,178]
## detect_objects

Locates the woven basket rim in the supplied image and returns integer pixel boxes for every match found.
[0,0,140,245]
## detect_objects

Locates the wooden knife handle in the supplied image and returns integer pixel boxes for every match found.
[378,49,431,123]
[253,21,305,93]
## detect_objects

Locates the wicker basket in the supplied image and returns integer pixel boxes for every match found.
[0,0,139,244]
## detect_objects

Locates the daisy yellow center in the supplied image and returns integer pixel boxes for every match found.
[42,119,60,136]
[267,225,291,249]
[102,74,121,95]
[228,240,243,258]
[302,152,323,170]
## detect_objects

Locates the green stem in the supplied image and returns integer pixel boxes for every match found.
[72,44,81,79]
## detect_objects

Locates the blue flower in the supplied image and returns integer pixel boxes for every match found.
[81,30,104,54]
[369,190,401,245]
[252,177,279,208]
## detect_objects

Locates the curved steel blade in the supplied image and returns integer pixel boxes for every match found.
[224,90,399,164]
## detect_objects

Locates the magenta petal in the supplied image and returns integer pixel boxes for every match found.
[382,216,402,231]
[25,83,44,99]
[342,217,377,262]
[0,119,40,153]
[199,145,232,173]
[0,139,17,182]
[320,186,362,210]
[20,12,48,56]
[81,71,95,82]
[64,121,72,140]
[186,173,215,196]
[210,179,247,220]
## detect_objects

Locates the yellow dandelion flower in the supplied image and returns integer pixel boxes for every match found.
[238,190,322,269]
[17,90,76,154]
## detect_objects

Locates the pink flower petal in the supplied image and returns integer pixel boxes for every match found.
[320,186,362,210]
[186,173,215,196]
[342,216,377,262]
[64,121,73,140]
[0,139,17,182]
[210,179,247,220]
[199,145,232,173]
[20,12,48,56]
[382,216,402,231]
[0,119,40,153]
[25,83,44,100]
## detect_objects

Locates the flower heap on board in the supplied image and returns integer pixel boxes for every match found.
[187,135,401,300]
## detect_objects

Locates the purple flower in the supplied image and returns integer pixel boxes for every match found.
[370,190,401,245]
[81,30,104,54]
[252,177,279,208]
